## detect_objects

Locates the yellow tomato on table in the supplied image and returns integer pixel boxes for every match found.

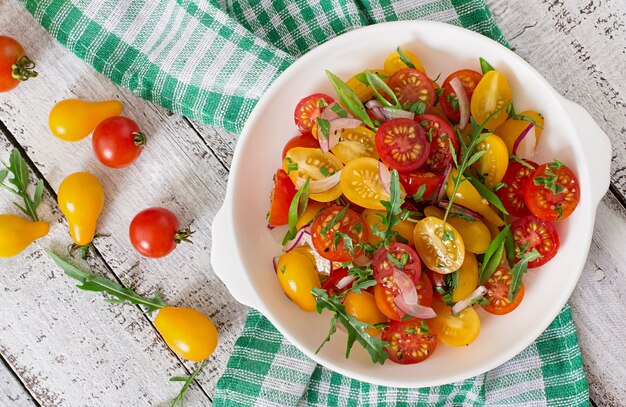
[49,99,123,142]
[57,172,104,246]
[154,307,218,362]
[470,70,512,130]
[283,147,343,202]
[0,214,49,258]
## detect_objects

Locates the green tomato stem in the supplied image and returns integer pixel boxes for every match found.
[12,56,38,81]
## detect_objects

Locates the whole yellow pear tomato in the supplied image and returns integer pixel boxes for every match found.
[58,172,104,246]
[276,251,321,312]
[154,307,218,362]
[343,291,388,337]
[0,214,49,257]
[49,99,123,142]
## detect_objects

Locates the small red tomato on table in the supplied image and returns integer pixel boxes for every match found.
[92,116,146,168]
[129,208,193,258]
[0,35,37,92]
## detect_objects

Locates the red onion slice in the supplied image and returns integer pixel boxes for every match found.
[365,100,387,122]
[394,299,437,319]
[282,227,311,252]
[451,286,488,315]
[295,170,342,193]
[450,77,470,129]
[380,107,415,120]
[512,123,537,160]
[393,268,418,305]
[353,254,373,267]
[378,162,392,195]
[431,272,445,290]
[433,164,452,204]
[336,275,357,290]
[272,256,280,272]
[319,118,362,153]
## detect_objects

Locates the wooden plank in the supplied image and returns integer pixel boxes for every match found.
[485,1,626,405]
[0,355,36,407]
[0,0,247,403]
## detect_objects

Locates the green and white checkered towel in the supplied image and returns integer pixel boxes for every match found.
[19,0,589,405]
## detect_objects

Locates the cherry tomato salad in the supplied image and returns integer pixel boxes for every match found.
[267,48,580,365]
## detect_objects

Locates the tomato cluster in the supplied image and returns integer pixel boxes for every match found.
[269,49,581,366]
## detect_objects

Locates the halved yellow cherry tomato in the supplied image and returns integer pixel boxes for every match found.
[276,251,321,312]
[384,50,425,74]
[343,291,388,336]
[413,216,465,274]
[340,157,389,210]
[452,252,478,302]
[296,201,327,230]
[346,69,389,102]
[283,147,343,202]
[361,209,415,246]
[331,126,379,164]
[423,206,491,254]
[49,99,123,142]
[0,214,49,258]
[154,307,218,362]
[495,111,544,155]
[430,297,480,347]
[58,172,104,246]
[446,169,504,227]
[470,71,512,130]
[473,134,508,188]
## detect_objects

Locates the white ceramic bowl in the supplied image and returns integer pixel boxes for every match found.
[211,21,611,388]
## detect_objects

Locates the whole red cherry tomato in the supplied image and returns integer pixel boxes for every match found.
[92,116,146,168]
[0,35,38,92]
[129,208,192,258]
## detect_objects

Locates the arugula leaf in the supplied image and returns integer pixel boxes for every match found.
[1,149,44,222]
[282,179,309,245]
[333,231,354,255]
[170,361,205,407]
[386,252,408,270]
[446,93,459,111]
[396,46,416,69]
[46,250,167,313]
[533,170,564,194]
[365,70,400,108]
[316,117,330,140]
[479,57,495,74]
[403,100,426,115]
[312,288,389,364]
[448,138,459,168]
[507,104,544,129]
[508,249,541,301]
[419,320,430,334]
[326,70,374,128]
[511,155,536,170]
[379,170,403,246]
[479,225,510,285]
[321,205,349,236]
[348,265,376,294]
[412,184,427,203]
[466,176,509,214]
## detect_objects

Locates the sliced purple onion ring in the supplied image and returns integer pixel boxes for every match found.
[512,123,537,160]
[433,164,452,204]
[449,77,470,129]
[295,170,342,193]
[380,107,415,120]
[378,161,392,195]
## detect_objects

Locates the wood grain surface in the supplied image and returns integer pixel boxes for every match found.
[0,0,624,406]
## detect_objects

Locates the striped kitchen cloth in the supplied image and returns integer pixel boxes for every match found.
[18,0,589,405]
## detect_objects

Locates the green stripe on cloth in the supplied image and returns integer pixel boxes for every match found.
[18,0,588,405]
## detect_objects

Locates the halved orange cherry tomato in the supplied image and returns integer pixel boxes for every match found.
[340,157,389,210]
[276,251,321,312]
[399,170,443,199]
[446,169,504,227]
[374,273,433,321]
[310,205,368,262]
[423,206,491,254]
[482,267,525,315]
[413,216,465,274]
[283,147,343,202]
[382,319,437,364]
[375,118,430,173]
[524,161,580,222]
[439,69,482,122]
[387,68,436,110]
[416,114,458,172]
[282,133,319,159]
[470,70,512,130]
[384,50,425,74]
[344,291,388,336]
[495,111,544,155]
[346,69,389,102]
[472,134,508,188]
[511,215,560,268]
[430,297,480,347]
[331,126,379,163]
[294,93,334,133]
[496,160,538,217]
[452,252,479,302]
[268,170,297,226]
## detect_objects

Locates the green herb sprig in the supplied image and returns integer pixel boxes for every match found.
[508,249,541,301]
[0,149,44,222]
[396,47,416,69]
[169,361,205,407]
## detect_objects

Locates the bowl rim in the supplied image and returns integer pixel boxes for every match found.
[221,20,599,388]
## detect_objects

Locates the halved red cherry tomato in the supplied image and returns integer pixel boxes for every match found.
[268,170,297,226]
[496,160,537,217]
[311,206,368,262]
[373,242,422,283]
[382,319,438,364]
[511,215,560,268]
[282,133,319,158]
[0,36,37,92]
[399,170,443,198]
[375,118,430,172]
[374,273,433,321]
[294,93,334,133]
[416,114,459,172]
[387,68,436,110]
[482,267,525,315]
[439,69,482,122]
[525,161,580,222]
[321,268,350,296]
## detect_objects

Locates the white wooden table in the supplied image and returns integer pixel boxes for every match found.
[0,0,624,405]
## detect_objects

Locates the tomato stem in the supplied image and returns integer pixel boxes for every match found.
[11,56,38,81]
[174,227,194,244]
[132,132,147,146]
